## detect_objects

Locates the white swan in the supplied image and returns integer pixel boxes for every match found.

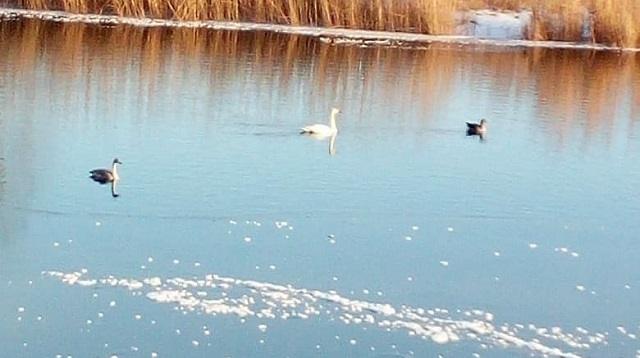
[300,108,341,137]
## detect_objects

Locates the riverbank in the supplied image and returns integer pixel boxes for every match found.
[3,0,639,47]
[2,8,639,52]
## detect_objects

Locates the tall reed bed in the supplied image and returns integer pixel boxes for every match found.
[8,0,640,47]
[479,0,640,47]
[13,0,457,34]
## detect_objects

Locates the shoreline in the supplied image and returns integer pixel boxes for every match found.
[2,7,640,52]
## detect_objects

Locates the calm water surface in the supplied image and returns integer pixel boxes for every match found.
[1,19,640,358]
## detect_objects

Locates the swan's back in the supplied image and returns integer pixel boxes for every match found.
[89,169,114,184]
[300,124,333,136]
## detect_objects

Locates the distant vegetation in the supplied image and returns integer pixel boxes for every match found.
[482,0,640,47]
[9,0,640,47]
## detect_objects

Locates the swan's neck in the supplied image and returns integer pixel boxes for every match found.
[111,163,120,180]
[330,112,338,131]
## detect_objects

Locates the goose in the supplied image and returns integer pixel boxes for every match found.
[90,158,122,184]
[466,119,487,135]
[300,108,341,137]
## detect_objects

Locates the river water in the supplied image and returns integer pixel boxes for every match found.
[1,19,639,358]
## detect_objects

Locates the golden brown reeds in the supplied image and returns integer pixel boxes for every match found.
[7,0,640,47]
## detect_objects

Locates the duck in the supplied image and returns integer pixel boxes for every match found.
[300,108,341,137]
[466,119,487,135]
[90,158,122,184]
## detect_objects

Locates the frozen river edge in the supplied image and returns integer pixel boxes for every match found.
[1,7,640,52]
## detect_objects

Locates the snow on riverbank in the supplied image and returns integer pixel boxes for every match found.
[1,7,639,52]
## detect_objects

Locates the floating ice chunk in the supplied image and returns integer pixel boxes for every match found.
[258,324,268,332]
[151,352,158,357]
[269,265,276,271]
[147,257,154,263]
[134,314,142,320]
[412,226,419,231]
[244,237,252,243]
[229,220,237,225]
[17,307,25,313]
[447,227,454,232]
[173,259,180,265]
[624,284,631,289]
[432,330,449,344]
[493,252,501,257]
[405,236,413,241]
[440,261,449,267]
[109,301,117,307]
[576,285,585,292]
[53,242,60,247]
[144,277,162,287]
[349,339,357,345]
[528,243,538,249]
[96,221,101,226]
[192,340,199,347]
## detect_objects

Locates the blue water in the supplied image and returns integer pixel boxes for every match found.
[1,20,639,357]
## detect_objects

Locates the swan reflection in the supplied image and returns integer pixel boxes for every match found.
[303,132,338,156]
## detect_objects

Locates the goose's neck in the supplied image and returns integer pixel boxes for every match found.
[330,112,338,131]
[111,163,120,180]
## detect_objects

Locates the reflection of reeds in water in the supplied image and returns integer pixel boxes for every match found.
[1,20,638,146]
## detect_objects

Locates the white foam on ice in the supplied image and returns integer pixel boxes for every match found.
[41,269,611,357]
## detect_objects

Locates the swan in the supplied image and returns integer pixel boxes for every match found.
[466,119,487,135]
[300,108,341,137]
[90,158,122,184]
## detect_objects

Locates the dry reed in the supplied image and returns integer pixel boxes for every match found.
[7,0,640,46]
